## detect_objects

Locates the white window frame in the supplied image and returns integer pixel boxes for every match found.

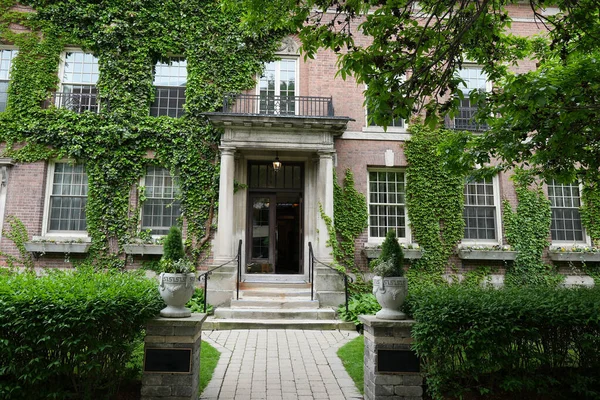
[447,65,492,131]
[548,180,591,246]
[151,57,187,118]
[367,169,411,244]
[41,160,89,238]
[0,46,18,113]
[256,57,299,115]
[139,165,182,237]
[59,49,99,91]
[460,175,502,246]
[362,83,408,134]
[58,49,100,112]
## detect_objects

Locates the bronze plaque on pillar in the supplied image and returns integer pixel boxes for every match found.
[377,349,420,373]
[144,348,192,374]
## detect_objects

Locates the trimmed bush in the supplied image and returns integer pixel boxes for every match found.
[162,225,185,261]
[372,229,404,277]
[0,268,162,399]
[409,286,600,399]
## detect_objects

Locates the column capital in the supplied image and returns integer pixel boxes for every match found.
[317,150,336,159]
[219,146,236,155]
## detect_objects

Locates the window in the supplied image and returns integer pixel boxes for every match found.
[463,177,499,241]
[366,103,404,130]
[0,49,17,112]
[364,82,406,132]
[47,162,88,233]
[141,166,181,235]
[368,170,407,240]
[446,67,488,131]
[150,58,187,118]
[60,51,99,112]
[258,59,297,115]
[548,180,585,242]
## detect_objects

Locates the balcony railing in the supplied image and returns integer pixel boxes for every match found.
[43,92,105,114]
[445,106,488,132]
[223,94,335,117]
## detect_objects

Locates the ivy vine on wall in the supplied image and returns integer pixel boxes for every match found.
[320,169,368,272]
[503,169,563,286]
[0,0,286,265]
[580,180,600,247]
[405,124,464,284]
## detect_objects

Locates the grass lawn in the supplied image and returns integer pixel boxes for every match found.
[337,335,364,394]
[199,340,221,394]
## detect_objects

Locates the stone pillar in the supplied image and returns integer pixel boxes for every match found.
[141,314,207,400]
[359,316,423,400]
[316,150,334,261]
[214,146,236,261]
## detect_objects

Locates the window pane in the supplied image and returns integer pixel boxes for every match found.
[141,166,181,235]
[368,171,406,238]
[548,180,584,242]
[463,178,496,240]
[48,163,88,232]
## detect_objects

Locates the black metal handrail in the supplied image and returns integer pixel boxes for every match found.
[308,242,352,314]
[197,239,242,313]
[223,93,335,117]
[43,92,107,113]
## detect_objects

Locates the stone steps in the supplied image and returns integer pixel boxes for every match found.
[202,316,356,331]
[207,280,351,330]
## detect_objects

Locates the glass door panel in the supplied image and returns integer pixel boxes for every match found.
[248,194,275,273]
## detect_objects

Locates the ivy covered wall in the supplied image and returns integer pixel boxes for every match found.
[0,0,286,266]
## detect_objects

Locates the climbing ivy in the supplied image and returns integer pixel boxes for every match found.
[580,180,600,247]
[405,124,464,284]
[333,169,368,269]
[503,170,563,286]
[0,0,286,264]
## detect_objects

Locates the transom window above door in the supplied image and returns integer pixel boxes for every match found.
[248,163,302,190]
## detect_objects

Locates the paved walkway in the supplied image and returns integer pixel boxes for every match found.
[200,329,363,400]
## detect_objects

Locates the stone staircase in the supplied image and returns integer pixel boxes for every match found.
[202,281,355,330]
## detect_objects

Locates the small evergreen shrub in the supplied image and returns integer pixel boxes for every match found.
[372,230,404,277]
[160,226,194,273]
[409,285,600,400]
[162,225,185,261]
[0,267,162,399]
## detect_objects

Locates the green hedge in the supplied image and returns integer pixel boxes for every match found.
[0,268,162,399]
[409,286,600,399]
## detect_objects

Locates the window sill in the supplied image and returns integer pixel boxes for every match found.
[362,245,422,260]
[549,251,600,262]
[457,249,517,261]
[24,241,91,254]
[123,244,164,255]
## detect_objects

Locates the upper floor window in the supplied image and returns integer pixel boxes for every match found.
[45,162,88,234]
[463,177,500,242]
[141,166,181,235]
[548,180,585,243]
[150,58,187,118]
[0,49,17,112]
[368,170,408,242]
[258,59,297,115]
[446,66,488,131]
[364,81,406,132]
[60,51,99,113]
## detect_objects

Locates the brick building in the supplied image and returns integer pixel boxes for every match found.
[0,3,594,307]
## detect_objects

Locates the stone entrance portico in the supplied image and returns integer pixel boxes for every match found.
[204,112,350,307]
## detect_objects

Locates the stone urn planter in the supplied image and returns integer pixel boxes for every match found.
[158,272,196,318]
[372,276,408,320]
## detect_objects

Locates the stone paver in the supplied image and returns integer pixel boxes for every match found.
[200,330,363,400]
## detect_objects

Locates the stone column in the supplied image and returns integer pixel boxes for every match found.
[141,314,207,400]
[214,146,236,261]
[359,316,423,400]
[316,150,334,261]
